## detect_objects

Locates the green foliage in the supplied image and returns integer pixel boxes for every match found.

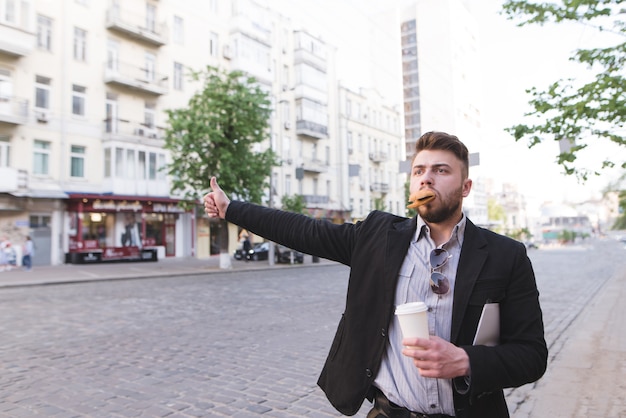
[404,181,416,218]
[502,0,626,182]
[281,194,306,214]
[613,189,626,229]
[488,198,506,222]
[506,227,533,241]
[373,197,387,212]
[164,66,277,207]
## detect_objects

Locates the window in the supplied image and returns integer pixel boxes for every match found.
[138,151,146,179]
[148,152,157,180]
[72,84,86,116]
[35,76,51,109]
[37,15,52,51]
[144,53,155,81]
[70,145,85,177]
[73,27,87,61]
[33,140,50,175]
[4,0,15,23]
[146,3,156,33]
[157,154,166,180]
[0,137,10,167]
[115,148,123,178]
[104,148,111,178]
[173,62,183,90]
[107,39,119,71]
[126,149,135,178]
[29,214,51,228]
[209,0,217,13]
[173,15,184,44]
[209,32,219,58]
[144,102,156,129]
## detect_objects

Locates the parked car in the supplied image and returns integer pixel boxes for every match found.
[275,245,304,264]
[246,242,270,261]
[233,248,246,260]
[243,242,304,263]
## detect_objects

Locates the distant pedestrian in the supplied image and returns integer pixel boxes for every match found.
[0,236,8,272]
[22,236,34,271]
[242,235,251,262]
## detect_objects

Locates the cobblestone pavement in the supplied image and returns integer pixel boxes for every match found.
[0,238,624,417]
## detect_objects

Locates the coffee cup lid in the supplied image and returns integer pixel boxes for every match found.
[395,301,428,315]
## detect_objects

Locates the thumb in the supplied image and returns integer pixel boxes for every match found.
[210,176,222,192]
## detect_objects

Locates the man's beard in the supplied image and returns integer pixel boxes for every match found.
[418,185,463,224]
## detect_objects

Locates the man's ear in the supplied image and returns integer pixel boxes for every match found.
[462,179,472,198]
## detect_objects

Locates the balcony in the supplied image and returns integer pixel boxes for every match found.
[104,62,168,96]
[0,96,28,125]
[106,7,166,46]
[370,183,390,193]
[0,167,28,192]
[301,158,328,173]
[0,22,35,56]
[369,151,388,163]
[296,120,328,140]
[103,119,164,145]
[294,47,327,72]
[302,194,329,205]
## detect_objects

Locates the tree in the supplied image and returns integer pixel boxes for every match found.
[164,66,277,267]
[281,194,306,215]
[502,0,626,182]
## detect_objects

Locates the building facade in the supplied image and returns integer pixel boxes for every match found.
[0,0,407,265]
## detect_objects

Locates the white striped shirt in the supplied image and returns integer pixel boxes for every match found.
[374,214,466,416]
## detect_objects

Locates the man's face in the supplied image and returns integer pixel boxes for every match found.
[410,149,472,224]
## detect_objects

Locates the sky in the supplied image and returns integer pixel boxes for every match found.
[265,0,623,209]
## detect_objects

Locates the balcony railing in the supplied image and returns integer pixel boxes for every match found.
[302,194,329,205]
[0,96,29,125]
[301,158,329,173]
[104,62,168,95]
[0,21,35,56]
[370,182,390,193]
[296,119,328,140]
[106,7,167,46]
[103,118,164,142]
[369,151,388,163]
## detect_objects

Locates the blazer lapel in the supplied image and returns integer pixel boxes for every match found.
[384,217,416,293]
[451,219,488,343]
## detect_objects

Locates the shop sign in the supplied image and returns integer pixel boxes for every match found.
[152,203,186,213]
[92,201,143,212]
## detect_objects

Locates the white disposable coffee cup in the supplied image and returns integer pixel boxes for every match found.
[395,302,429,340]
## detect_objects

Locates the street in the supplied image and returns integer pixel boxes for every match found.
[0,238,624,417]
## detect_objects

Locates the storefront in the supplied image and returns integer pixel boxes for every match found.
[65,194,190,264]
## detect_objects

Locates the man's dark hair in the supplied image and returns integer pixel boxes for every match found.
[413,131,469,178]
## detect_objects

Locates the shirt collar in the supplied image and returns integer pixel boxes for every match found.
[414,213,467,247]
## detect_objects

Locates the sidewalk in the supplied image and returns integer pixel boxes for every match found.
[0,254,336,288]
[511,261,626,418]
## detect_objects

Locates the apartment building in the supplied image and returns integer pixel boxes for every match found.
[0,0,409,265]
[398,0,487,225]
[338,86,405,221]
[0,0,231,265]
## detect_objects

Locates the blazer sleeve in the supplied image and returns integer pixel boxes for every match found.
[225,200,357,265]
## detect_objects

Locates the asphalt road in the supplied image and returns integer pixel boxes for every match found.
[0,238,624,417]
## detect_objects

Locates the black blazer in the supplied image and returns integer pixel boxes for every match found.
[226,202,547,418]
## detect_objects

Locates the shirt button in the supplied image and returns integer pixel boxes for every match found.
[430,404,437,409]
[381,328,386,337]
[428,307,433,312]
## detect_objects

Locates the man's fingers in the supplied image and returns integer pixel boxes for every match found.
[210,176,221,192]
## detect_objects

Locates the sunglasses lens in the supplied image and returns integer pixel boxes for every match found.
[430,248,449,268]
[430,272,450,295]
